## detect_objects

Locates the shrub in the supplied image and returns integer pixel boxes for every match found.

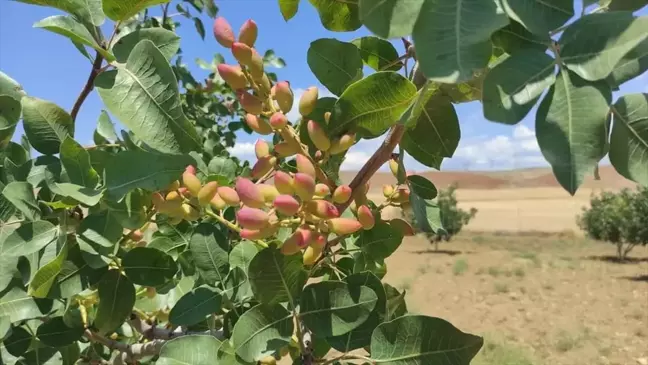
[578,187,648,260]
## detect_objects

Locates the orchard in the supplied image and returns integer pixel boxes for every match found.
[0,0,647,364]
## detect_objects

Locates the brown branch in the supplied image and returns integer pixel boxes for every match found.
[71,51,104,122]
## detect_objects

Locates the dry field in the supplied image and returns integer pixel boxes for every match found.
[384,232,648,365]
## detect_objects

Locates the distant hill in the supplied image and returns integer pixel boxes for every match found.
[340,165,636,191]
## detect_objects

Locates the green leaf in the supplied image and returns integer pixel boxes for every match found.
[307,38,363,96]
[94,270,135,334]
[610,93,648,186]
[491,20,550,54]
[104,150,193,200]
[0,95,21,149]
[326,271,387,351]
[401,95,460,169]
[0,71,26,101]
[407,175,437,200]
[157,335,222,365]
[229,241,259,271]
[4,326,32,356]
[21,96,74,155]
[95,40,201,154]
[0,287,41,322]
[2,182,40,221]
[608,0,648,11]
[0,221,56,257]
[536,69,611,195]
[410,193,445,234]
[370,315,483,364]
[77,211,122,250]
[169,286,222,326]
[606,39,648,88]
[103,0,169,21]
[193,17,205,39]
[300,281,377,337]
[231,303,293,363]
[28,241,69,298]
[559,12,648,81]
[60,137,99,188]
[482,50,557,125]
[223,267,253,303]
[95,110,119,142]
[247,247,307,306]
[497,0,573,34]
[278,0,299,20]
[217,341,254,365]
[412,0,508,83]
[207,156,238,185]
[16,0,105,26]
[190,223,229,285]
[104,189,150,229]
[356,220,403,260]
[330,72,417,138]
[308,0,361,32]
[34,15,114,62]
[384,283,407,320]
[113,28,180,63]
[351,36,402,71]
[359,0,425,38]
[263,50,286,69]
[122,247,177,286]
[36,317,83,348]
[48,183,104,206]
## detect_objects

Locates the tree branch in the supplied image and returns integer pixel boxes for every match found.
[71,51,104,122]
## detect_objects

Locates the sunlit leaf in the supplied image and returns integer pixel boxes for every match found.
[610,93,648,186]
[21,96,74,155]
[307,38,362,96]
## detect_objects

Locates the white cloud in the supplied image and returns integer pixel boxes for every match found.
[228,142,255,157]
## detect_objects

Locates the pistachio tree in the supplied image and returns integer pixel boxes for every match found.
[1,0,647,364]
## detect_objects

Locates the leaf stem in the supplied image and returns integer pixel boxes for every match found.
[204,209,240,233]
[71,51,104,122]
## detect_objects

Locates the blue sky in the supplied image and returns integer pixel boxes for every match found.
[1,1,646,172]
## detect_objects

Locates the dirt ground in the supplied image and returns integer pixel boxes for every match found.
[383,232,648,365]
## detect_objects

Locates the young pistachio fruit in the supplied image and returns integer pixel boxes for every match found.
[324,112,331,123]
[251,156,276,180]
[329,133,356,155]
[295,154,316,178]
[217,64,247,90]
[245,114,273,135]
[210,193,227,210]
[182,171,202,196]
[299,87,318,116]
[389,158,399,178]
[248,49,264,80]
[238,19,258,47]
[236,207,269,230]
[314,183,330,198]
[129,230,143,242]
[305,200,339,219]
[213,17,235,48]
[217,186,240,206]
[273,171,294,195]
[332,185,352,204]
[231,42,252,65]
[237,91,263,115]
[383,184,395,198]
[177,187,191,198]
[255,139,270,159]
[197,181,219,206]
[258,184,280,204]
[357,205,375,230]
[185,165,197,175]
[311,233,326,248]
[166,180,180,192]
[388,218,415,236]
[182,203,200,221]
[151,192,166,211]
[274,81,293,114]
[303,245,323,266]
[235,178,265,208]
[280,232,301,255]
[307,120,330,152]
[327,218,363,235]
[294,173,315,202]
[392,188,410,203]
[273,194,300,216]
[273,141,300,158]
[269,112,287,130]
[241,225,278,240]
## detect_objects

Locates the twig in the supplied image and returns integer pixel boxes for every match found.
[71,51,104,122]
[204,210,241,233]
